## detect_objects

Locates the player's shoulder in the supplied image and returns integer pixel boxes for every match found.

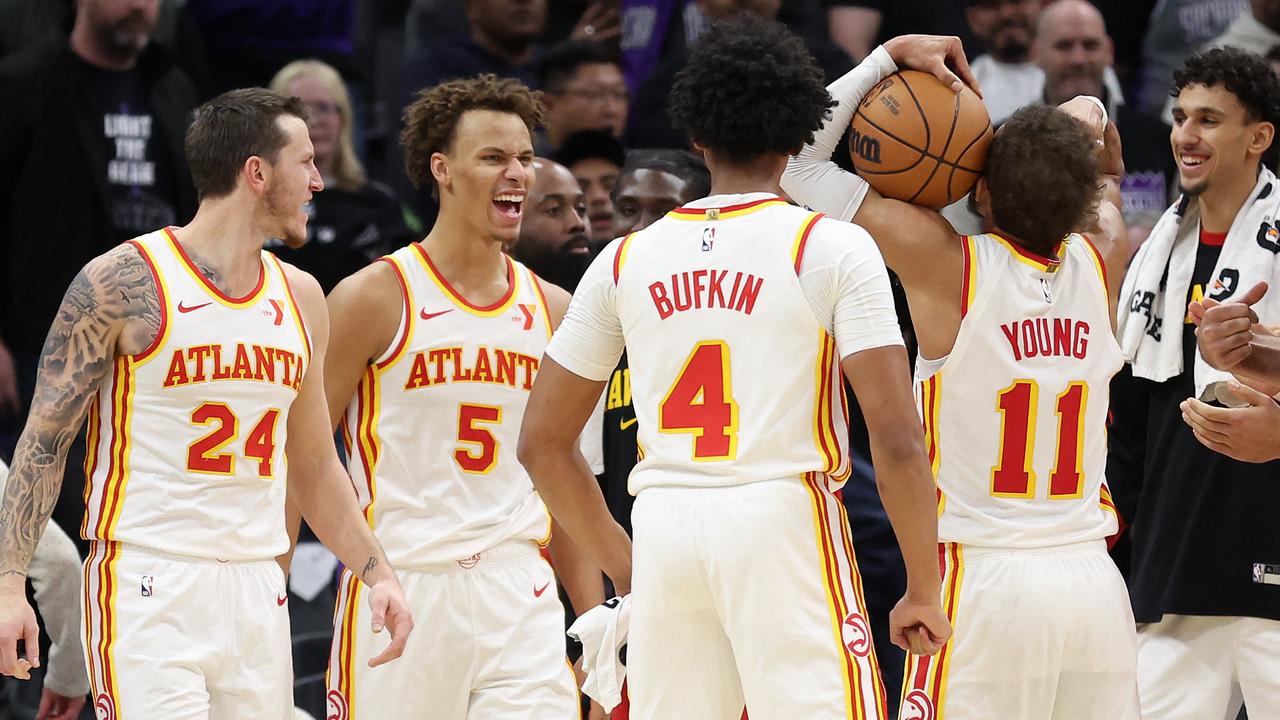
[799,213,883,264]
[325,254,404,316]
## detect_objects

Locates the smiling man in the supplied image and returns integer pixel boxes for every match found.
[1110,47,1280,719]
[509,157,592,292]
[0,88,413,717]
[319,74,601,719]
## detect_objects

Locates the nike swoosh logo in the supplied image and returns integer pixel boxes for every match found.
[533,582,551,598]
[276,594,287,606]
[620,417,638,431]
[420,308,454,321]
[178,301,213,313]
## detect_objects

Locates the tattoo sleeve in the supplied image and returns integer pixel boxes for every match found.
[0,245,160,577]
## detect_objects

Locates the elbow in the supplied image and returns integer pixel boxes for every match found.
[870,431,929,486]
[516,427,549,479]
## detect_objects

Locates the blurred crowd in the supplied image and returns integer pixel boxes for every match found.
[1,0,1279,717]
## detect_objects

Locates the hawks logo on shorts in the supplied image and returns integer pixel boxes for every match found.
[94,693,116,720]
[326,689,349,720]
[841,611,871,658]
[902,689,936,720]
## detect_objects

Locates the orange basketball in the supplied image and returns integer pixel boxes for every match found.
[849,70,992,210]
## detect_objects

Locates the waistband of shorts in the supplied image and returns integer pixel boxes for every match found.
[950,538,1108,561]
[90,541,282,568]
[399,540,544,573]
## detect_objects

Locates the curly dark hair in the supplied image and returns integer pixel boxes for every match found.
[401,74,544,194]
[667,15,833,164]
[1172,46,1280,168]
[985,105,1100,256]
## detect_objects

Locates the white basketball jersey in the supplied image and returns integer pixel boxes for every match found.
[342,244,552,567]
[614,198,851,494]
[917,233,1122,547]
[83,229,310,560]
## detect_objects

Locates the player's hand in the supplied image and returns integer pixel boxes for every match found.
[365,578,414,667]
[0,583,39,679]
[1181,380,1280,463]
[36,688,86,720]
[1058,96,1106,138]
[889,592,951,656]
[1192,281,1267,371]
[883,35,981,97]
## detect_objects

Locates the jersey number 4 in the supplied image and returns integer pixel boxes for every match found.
[659,341,739,461]
[991,380,1087,499]
[187,402,281,478]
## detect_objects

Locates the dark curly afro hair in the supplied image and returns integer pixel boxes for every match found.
[667,15,833,164]
[1172,46,1280,168]
[402,74,543,195]
[985,105,1100,257]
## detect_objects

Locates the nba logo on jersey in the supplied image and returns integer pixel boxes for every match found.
[140,576,154,597]
[1040,277,1053,303]
[701,227,715,252]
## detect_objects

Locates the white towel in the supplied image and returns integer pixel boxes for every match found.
[1118,166,1280,396]
[567,595,630,712]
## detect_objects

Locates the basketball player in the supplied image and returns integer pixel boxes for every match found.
[320,75,598,719]
[781,40,1137,718]
[519,18,971,719]
[0,89,412,718]
[600,149,711,535]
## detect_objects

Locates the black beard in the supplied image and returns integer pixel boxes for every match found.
[513,244,592,292]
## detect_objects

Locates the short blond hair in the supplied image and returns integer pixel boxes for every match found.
[270,59,367,191]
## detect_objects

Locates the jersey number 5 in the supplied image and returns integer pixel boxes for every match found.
[991,380,1087,499]
[659,341,739,461]
[455,404,502,474]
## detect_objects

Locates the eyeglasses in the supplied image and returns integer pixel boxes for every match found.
[561,85,629,104]
[304,100,341,118]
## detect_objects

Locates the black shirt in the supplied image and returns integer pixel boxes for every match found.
[84,62,179,244]
[1108,229,1280,623]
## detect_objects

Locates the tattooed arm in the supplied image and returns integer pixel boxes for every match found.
[278,262,413,668]
[0,243,160,679]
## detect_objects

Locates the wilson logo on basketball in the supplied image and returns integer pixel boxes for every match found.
[94,693,116,720]
[902,690,936,720]
[326,689,349,720]
[849,128,882,164]
[841,612,872,657]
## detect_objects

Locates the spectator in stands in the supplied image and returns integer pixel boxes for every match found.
[267,60,414,292]
[555,130,626,250]
[509,157,592,292]
[0,0,197,512]
[1205,0,1280,60]
[964,0,1044,124]
[1135,0,1246,118]
[825,0,976,63]
[1109,47,1280,719]
[0,459,87,720]
[537,40,628,153]
[402,0,547,98]
[1033,0,1176,248]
